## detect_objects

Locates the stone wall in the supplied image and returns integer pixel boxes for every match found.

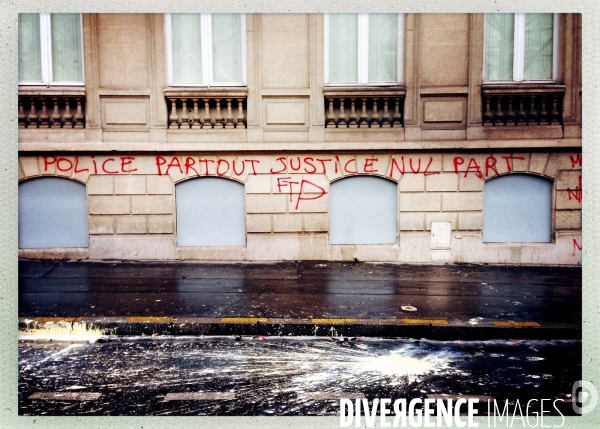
[17,13,582,264]
[18,152,582,264]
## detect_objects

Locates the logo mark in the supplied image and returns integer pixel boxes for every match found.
[572,380,598,414]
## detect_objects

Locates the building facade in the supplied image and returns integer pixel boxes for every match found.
[17,13,582,264]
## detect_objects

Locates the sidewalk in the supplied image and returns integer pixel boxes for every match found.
[18,260,582,340]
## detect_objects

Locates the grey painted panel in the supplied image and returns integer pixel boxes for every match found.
[19,177,89,248]
[176,178,246,246]
[483,174,552,243]
[330,176,397,245]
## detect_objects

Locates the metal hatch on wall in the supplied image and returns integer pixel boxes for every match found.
[483,174,553,243]
[175,177,246,246]
[329,175,398,245]
[18,177,89,248]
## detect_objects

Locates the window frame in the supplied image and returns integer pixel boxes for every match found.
[18,13,85,86]
[165,13,247,87]
[324,13,404,87]
[483,13,559,84]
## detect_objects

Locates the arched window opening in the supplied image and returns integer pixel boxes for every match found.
[330,176,397,245]
[176,177,246,246]
[19,177,88,248]
[483,174,552,243]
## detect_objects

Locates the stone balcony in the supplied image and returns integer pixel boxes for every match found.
[481,84,565,126]
[324,87,406,129]
[18,87,86,129]
[165,88,248,130]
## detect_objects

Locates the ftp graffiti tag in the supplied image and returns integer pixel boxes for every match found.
[276,177,326,210]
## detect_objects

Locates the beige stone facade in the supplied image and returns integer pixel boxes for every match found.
[18,14,582,264]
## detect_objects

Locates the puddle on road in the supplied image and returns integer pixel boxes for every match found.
[18,337,581,416]
[19,321,109,343]
[359,352,450,378]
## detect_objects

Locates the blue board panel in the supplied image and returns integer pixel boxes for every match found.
[19,177,89,248]
[483,174,552,243]
[176,178,246,246]
[330,176,397,245]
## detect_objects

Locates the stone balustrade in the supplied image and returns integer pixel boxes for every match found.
[18,88,86,129]
[165,88,247,129]
[481,85,565,126]
[324,87,406,129]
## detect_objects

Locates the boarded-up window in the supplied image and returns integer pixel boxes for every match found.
[483,174,552,242]
[18,177,88,248]
[330,176,397,244]
[176,177,245,246]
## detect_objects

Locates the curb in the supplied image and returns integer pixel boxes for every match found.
[18,317,581,341]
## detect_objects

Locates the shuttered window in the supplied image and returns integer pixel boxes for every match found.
[19,177,88,248]
[176,178,246,246]
[330,176,397,244]
[483,174,552,243]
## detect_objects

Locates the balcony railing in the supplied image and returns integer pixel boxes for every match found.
[18,88,86,129]
[481,85,565,126]
[324,87,406,129]
[165,88,247,129]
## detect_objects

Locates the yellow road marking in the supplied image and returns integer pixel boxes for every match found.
[29,392,102,401]
[493,321,541,327]
[221,317,268,323]
[128,317,171,323]
[33,317,78,323]
[311,318,357,324]
[165,392,235,401]
[401,319,448,325]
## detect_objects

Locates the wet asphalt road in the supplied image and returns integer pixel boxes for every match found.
[19,261,582,324]
[19,337,581,416]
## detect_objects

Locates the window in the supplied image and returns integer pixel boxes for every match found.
[176,178,246,246]
[19,177,89,248]
[166,13,246,86]
[330,176,397,245]
[18,13,84,85]
[325,13,404,85]
[483,174,552,243]
[484,13,558,82]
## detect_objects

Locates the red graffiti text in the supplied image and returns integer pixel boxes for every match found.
[43,156,138,175]
[572,239,582,257]
[453,155,526,179]
[155,156,259,177]
[567,175,582,203]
